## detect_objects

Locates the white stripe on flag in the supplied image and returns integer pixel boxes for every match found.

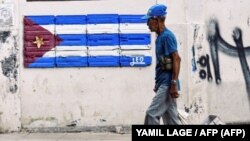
[56,51,87,57]
[55,46,87,51]
[88,50,120,56]
[120,50,151,56]
[87,24,119,34]
[120,45,151,50]
[41,25,55,34]
[56,25,87,34]
[88,46,119,51]
[119,23,150,33]
[43,50,56,57]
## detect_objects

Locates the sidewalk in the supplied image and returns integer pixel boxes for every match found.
[0,132,131,141]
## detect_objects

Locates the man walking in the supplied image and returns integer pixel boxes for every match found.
[142,4,181,125]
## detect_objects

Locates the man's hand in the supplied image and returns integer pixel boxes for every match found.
[169,84,179,98]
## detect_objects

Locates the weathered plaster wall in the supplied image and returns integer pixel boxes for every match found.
[0,0,20,132]
[0,0,250,133]
[19,0,164,130]
[185,0,250,123]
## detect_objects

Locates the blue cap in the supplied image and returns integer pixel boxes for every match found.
[142,4,167,19]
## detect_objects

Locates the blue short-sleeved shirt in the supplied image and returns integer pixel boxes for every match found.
[155,28,178,88]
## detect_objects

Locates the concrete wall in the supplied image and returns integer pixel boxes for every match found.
[0,0,20,132]
[0,0,249,133]
[185,0,250,124]
[19,0,162,131]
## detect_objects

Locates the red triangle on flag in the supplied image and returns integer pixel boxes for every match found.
[23,17,62,67]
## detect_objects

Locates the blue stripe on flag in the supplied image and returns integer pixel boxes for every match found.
[87,14,119,24]
[87,34,119,46]
[56,15,87,25]
[88,56,120,67]
[56,56,88,67]
[57,62,88,67]
[56,56,88,62]
[26,16,55,25]
[120,34,151,45]
[119,15,147,23]
[57,34,87,46]
[28,57,56,68]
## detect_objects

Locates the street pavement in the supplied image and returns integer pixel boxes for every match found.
[0,132,131,141]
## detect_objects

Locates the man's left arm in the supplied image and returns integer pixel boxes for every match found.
[170,52,181,98]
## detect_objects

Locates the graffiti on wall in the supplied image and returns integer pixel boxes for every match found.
[0,31,10,43]
[196,54,213,81]
[191,24,213,85]
[206,18,250,101]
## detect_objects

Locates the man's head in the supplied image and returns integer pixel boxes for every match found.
[142,4,167,20]
[142,4,167,33]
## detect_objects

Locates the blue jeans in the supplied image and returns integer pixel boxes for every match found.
[144,84,180,125]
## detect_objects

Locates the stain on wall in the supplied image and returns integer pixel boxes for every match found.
[184,97,205,114]
[248,16,250,27]
[0,31,10,43]
[0,30,19,94]
[1,54,18,93]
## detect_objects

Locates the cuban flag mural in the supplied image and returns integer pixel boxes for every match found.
[23,14,152,68]
[119,15,152,67]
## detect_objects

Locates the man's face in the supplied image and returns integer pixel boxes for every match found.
[147,17,158,32]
